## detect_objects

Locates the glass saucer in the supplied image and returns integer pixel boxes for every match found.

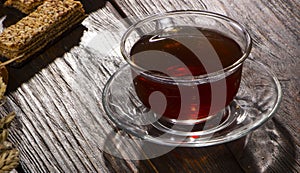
[102,57,282,147]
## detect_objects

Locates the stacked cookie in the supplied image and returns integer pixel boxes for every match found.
[0,0,86,63]
[4,0,45,14]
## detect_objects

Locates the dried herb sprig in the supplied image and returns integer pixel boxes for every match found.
[0,112,19,173]
[0,112,15,132]
[0,149,19,172]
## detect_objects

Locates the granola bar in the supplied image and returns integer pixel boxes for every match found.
[4,0,44,14]
[0,0,86,63]
[0,65,8,99]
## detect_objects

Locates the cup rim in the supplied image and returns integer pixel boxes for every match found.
[120,10,252,83]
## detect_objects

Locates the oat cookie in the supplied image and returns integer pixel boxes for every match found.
[0,0,86,63]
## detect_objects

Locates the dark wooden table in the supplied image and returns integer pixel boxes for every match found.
[0,0,299,172]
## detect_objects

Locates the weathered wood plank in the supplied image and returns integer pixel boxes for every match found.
[114,0,300,172]
[110,0,207,19]
[0,0,298,172]
[204,1,300,172]
[201,1,299,172]
[0,1,136,172]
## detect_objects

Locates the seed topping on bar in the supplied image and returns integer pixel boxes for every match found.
[4,0,45,14]
[0,0,86,63]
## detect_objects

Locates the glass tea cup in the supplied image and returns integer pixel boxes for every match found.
[120,10,252,126]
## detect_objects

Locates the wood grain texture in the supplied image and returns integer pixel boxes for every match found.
[110,0,207,17]
[114,0,300,172]
[201,1,300,173]
[0,0,298,172]
[1,1,132,172]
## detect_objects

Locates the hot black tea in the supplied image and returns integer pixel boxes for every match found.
[130,27,243,121]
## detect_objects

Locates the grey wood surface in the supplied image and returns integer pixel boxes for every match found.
[0,0,299,172]
[113,0,300,172]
